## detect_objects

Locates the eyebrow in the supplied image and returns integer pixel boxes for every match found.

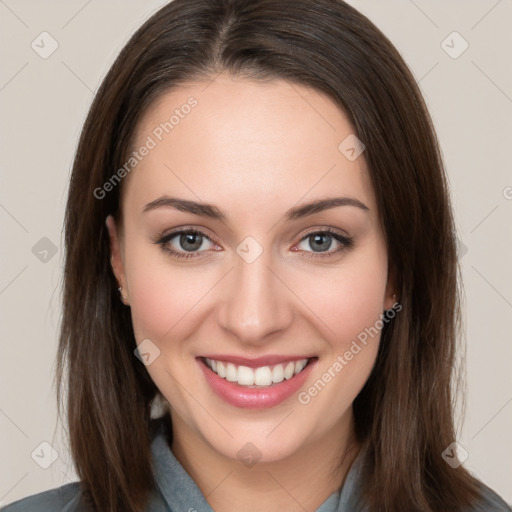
[142,195,369,221]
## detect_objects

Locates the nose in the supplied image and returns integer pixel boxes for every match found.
[216,247,294,346]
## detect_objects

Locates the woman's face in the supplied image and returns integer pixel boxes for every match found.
[108,73,395,464]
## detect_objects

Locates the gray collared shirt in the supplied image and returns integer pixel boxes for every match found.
[2,422,510,511]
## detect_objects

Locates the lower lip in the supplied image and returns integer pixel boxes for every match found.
[197,357,317,409]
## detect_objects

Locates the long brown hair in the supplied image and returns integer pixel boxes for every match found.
[56,0,484,510]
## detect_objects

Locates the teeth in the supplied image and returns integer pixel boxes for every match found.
[225,363,237,382]
[254,366,272,385]
[204,357,310,387]
[283,361,295,380]
[216,361,226,378]
[239,365,255,385]
[295,359,307,373]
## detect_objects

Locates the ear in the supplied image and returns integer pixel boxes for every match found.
[106,215,129,304]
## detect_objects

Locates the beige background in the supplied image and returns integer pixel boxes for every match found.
[0,0,511,507]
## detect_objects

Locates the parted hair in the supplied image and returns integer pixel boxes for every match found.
[57,0,484,510]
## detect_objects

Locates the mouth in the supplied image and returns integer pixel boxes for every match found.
[200,356,315,388]
[197,355,318,408]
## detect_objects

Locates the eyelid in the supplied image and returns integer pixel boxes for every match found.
[298,225,350,240]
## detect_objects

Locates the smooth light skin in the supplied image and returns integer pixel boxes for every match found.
[107,73,396,512]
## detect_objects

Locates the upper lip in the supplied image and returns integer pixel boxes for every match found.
[199,354,316,368]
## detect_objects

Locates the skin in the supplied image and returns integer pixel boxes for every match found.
[107,72,396,512]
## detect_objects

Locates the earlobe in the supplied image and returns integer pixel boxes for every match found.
[106,215,129,305]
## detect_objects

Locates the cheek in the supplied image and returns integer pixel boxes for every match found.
[126,259,215,343]
[292,255,388,349]
[125,242,215,342]
[295,265,387,419]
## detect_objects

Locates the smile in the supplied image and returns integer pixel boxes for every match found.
[203,357,310,387]
[197,355,318,408]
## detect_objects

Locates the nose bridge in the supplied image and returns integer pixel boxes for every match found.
[218,240,292,343]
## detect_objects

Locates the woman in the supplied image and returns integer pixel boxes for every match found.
[2,0,510,511]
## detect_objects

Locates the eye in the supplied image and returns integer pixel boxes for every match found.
[156,227,353,261]
[156,228,217,260]
[293,229,353,258]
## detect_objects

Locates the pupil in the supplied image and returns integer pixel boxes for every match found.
[311,233,331,252]
[181,233,202,251]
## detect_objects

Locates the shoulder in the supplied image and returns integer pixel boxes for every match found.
[0,481,91,512]
[468,483,511,512]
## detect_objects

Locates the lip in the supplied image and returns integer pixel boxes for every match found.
[197,356,318,409]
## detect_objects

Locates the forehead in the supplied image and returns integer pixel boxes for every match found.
[122,74,377,224]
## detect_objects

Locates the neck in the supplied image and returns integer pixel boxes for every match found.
[170,411,360,512]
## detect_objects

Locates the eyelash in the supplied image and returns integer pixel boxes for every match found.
[155,227,353,261]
